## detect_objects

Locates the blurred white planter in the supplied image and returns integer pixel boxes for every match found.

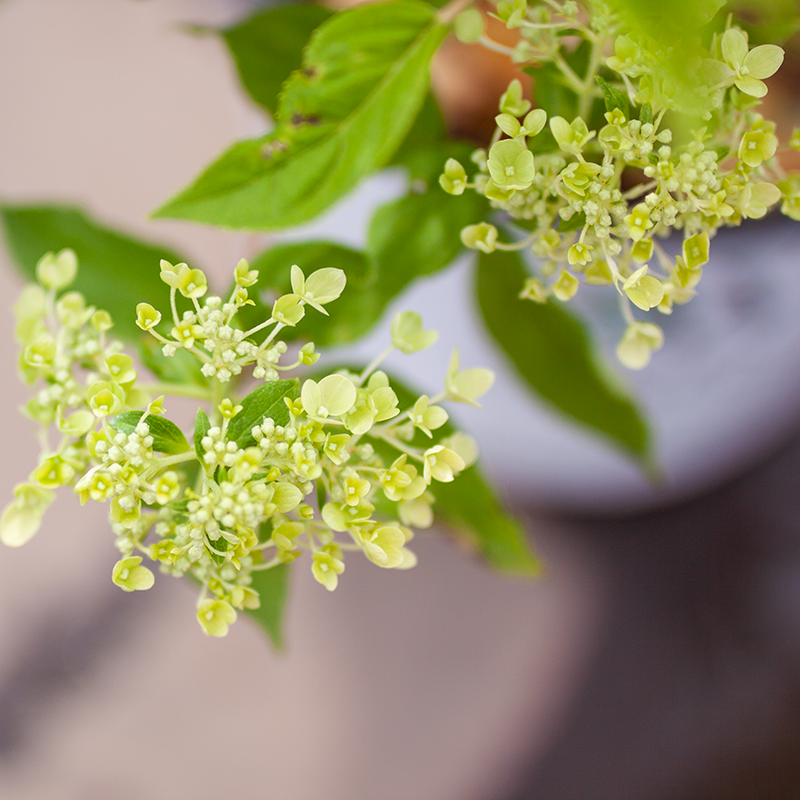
[274,172,800,513]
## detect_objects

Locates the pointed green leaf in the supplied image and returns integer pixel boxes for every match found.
[0,204,188,344]
[476,248,652,464]
[595,75,630,117]
[227,379,299,448]
[220,3,333,115]
[154,0,447,230]
[246,561,291,650]
[367,179,488,298]
[108,411,191,455]
[194,407,211,461]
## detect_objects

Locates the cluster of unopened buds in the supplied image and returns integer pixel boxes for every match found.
[1,248,493,636]
[446,1,799,368]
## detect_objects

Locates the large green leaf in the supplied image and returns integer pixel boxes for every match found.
[220,3,333,116]
[246,561,291,650]
[154,0,447,230]
[0,205,186,344]
[366,182,487,299]
[108,411,191,455]
[227,379,299,448]
[476,248,652,465]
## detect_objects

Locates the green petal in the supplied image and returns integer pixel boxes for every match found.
[744,44,784,80]
[721,29,747,69]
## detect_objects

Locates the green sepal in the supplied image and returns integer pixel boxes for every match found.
[595,75,630,117]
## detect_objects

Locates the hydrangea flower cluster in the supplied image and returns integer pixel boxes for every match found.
[447,0,799,368]
[1,249,493,636]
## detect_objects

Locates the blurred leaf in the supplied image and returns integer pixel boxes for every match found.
[220,3,333,115]
[389,93,448,181]
[366,182,487,298]
[108,411,191,455]
[595,74,630,116]
[140,338,209,388]
[154,0,447,230]
[0,204,188,344]
[246,560,291,650]
[227,379,299,448]
[476,247,652,465]
[194,407,211,461]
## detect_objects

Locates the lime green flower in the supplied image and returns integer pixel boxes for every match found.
[290,266,346,314]
[499,79,530,116]
[234,257,259,287]
[553,270,579,301]
[136,303,161,331]
[112,557,155,592]
[682,232,710,270]
[738,129,777,168]
[487,140,535,190]
[616,321,664,370]
[454,8,484,43]
[440,158,468,195]
[409,396,448,437]
[623,267,664,311]
[445,349,494,406]
[0,483,55,547]
[461,223,498,253]
[391,311,438,354]
[423,446,466,484]
[357,525,407,568]
[36,249,77,290]
[271,293,305,326]
[106,354,137,386]
[301,374,357,420]
[721,29,784,98]
[520,277,549,303]
[631,239,653,264]
[87,381,125,417]
[568,243,592,266]
[312,549,345,591]
[549,116,594,156]
[197,599,237,637]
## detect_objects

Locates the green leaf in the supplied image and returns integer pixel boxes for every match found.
[595,75,630,117]
[639,101,653,125]
[245,241,376,347]
[246,561,291,650]
[0,204,188,344]
[434,470,540,575]
[366,183,488,299]
[227,379,299,448]
[476,248,652,464]
[194,407,211,461]
[140,338,209,389]
[108,411,191,455]
[154,0,447,230]
[220,3,333,116]
[389,93,448,181]
[557,211,587,233]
